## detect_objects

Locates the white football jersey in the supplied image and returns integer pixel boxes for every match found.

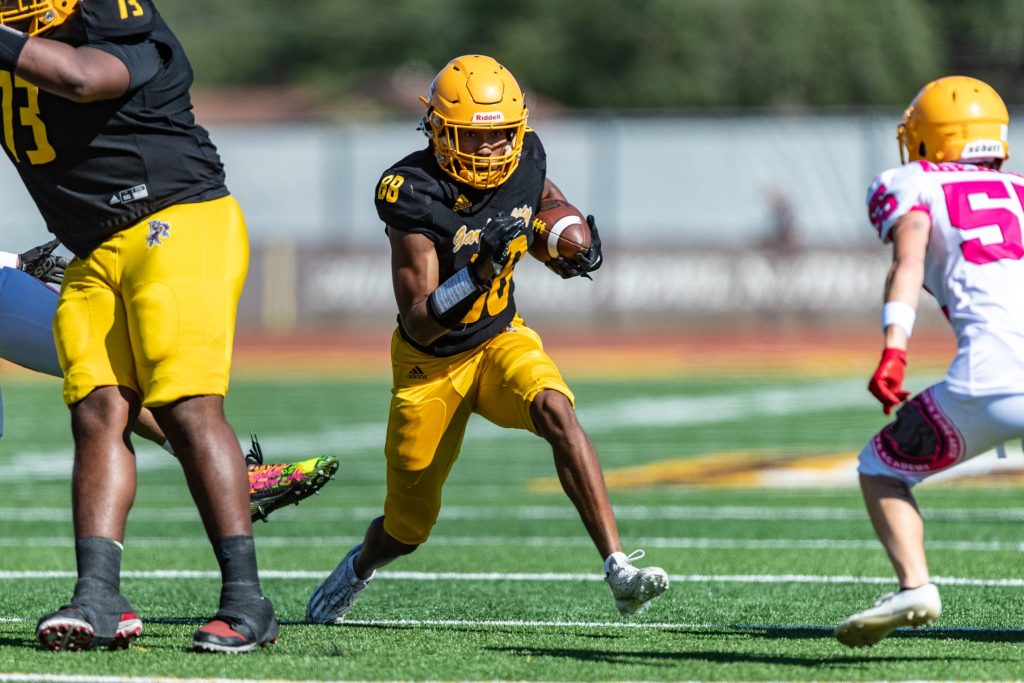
[867,161,1024,396]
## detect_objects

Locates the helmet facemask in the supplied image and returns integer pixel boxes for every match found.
[425,108,526,189]
[420,55,528,190]
[0,0,77,36]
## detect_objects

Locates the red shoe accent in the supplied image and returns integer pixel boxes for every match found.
[197,619,243,640]
[111,611,143,650]
[193,611,279,653]
[37,606,141,651]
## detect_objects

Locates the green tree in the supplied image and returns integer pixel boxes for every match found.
[155,0,1024,111]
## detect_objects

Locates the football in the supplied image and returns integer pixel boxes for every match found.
[529,198,591,263]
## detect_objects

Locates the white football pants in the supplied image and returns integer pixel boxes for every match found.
[859,381,1024,486]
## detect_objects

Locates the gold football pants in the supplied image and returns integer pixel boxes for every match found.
[55,196,248,407]
[383,315,574,544]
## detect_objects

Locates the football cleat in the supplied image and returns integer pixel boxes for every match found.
[37,604,142,652]
[193,596,278,654]
[246,434,339,522]
[836,583,942,647]
[605,549,669,617]
[306,543,374,624]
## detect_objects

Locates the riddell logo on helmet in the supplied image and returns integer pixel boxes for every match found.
[472,112,505,123]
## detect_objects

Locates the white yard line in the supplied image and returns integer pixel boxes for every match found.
[0,569,1020,587]
[1,616,1020,633]
[6,503,1024,522]
[7,534,1024,552]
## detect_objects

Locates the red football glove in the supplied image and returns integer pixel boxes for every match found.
[868,348,910,415]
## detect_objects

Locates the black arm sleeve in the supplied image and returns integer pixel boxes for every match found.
[89,39,163,90]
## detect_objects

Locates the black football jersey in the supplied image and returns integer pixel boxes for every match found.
[0,0,227,257]
[375,131,547,356]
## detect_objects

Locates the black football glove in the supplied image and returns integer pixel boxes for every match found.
[19,238,68,285]
[479,213,528,277]
[545,214,603,279]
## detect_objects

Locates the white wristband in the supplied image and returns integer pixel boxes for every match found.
[430,266,479,315]
[881,301,916,338]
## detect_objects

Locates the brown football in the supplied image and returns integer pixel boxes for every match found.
[529,198,591,263]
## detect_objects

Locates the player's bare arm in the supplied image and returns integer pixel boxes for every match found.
[388,227,449,346]
[868,210,928,413]
[882,210,930,350]
[13,36,130,102]
[542,178,568,203]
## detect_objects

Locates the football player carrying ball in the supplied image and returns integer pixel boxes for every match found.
[307,54,668,624]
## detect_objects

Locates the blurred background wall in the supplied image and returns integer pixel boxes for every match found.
[2,0,1021,332]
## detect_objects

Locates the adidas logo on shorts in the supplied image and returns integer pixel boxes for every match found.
[407,366,427,380]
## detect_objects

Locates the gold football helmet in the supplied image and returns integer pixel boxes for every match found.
[0,0,77,36]
[898,75,1009,165]
[420,54,528,189]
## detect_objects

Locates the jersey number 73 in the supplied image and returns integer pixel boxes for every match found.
[0,74,55,165]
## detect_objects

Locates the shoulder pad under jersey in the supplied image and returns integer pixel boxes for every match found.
[866,162,930,242]
[78,0,156,40]
[374,159,447,233]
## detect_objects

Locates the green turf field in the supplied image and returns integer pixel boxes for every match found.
[1,370,1022,682]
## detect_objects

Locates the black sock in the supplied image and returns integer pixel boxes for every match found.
[71,537,123,603]
[212,536,262,608]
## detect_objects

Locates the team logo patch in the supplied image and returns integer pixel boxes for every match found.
[146,220,171,248]
[407,365,427,380]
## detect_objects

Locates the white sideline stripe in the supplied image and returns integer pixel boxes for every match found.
[0,617,722,631]
[351,617,716,630]
[11,534,1024,553]
[4,618,1019,638]
[295,617,1024,635]
[7,504,1024,522]
[2,569,1023,587]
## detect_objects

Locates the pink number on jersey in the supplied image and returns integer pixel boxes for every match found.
[943,179,1024,264]
[868,183,898,234]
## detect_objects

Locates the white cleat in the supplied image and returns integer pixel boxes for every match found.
[306,543,374,624]
[836,583,942,647]
[605,549,669,617]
